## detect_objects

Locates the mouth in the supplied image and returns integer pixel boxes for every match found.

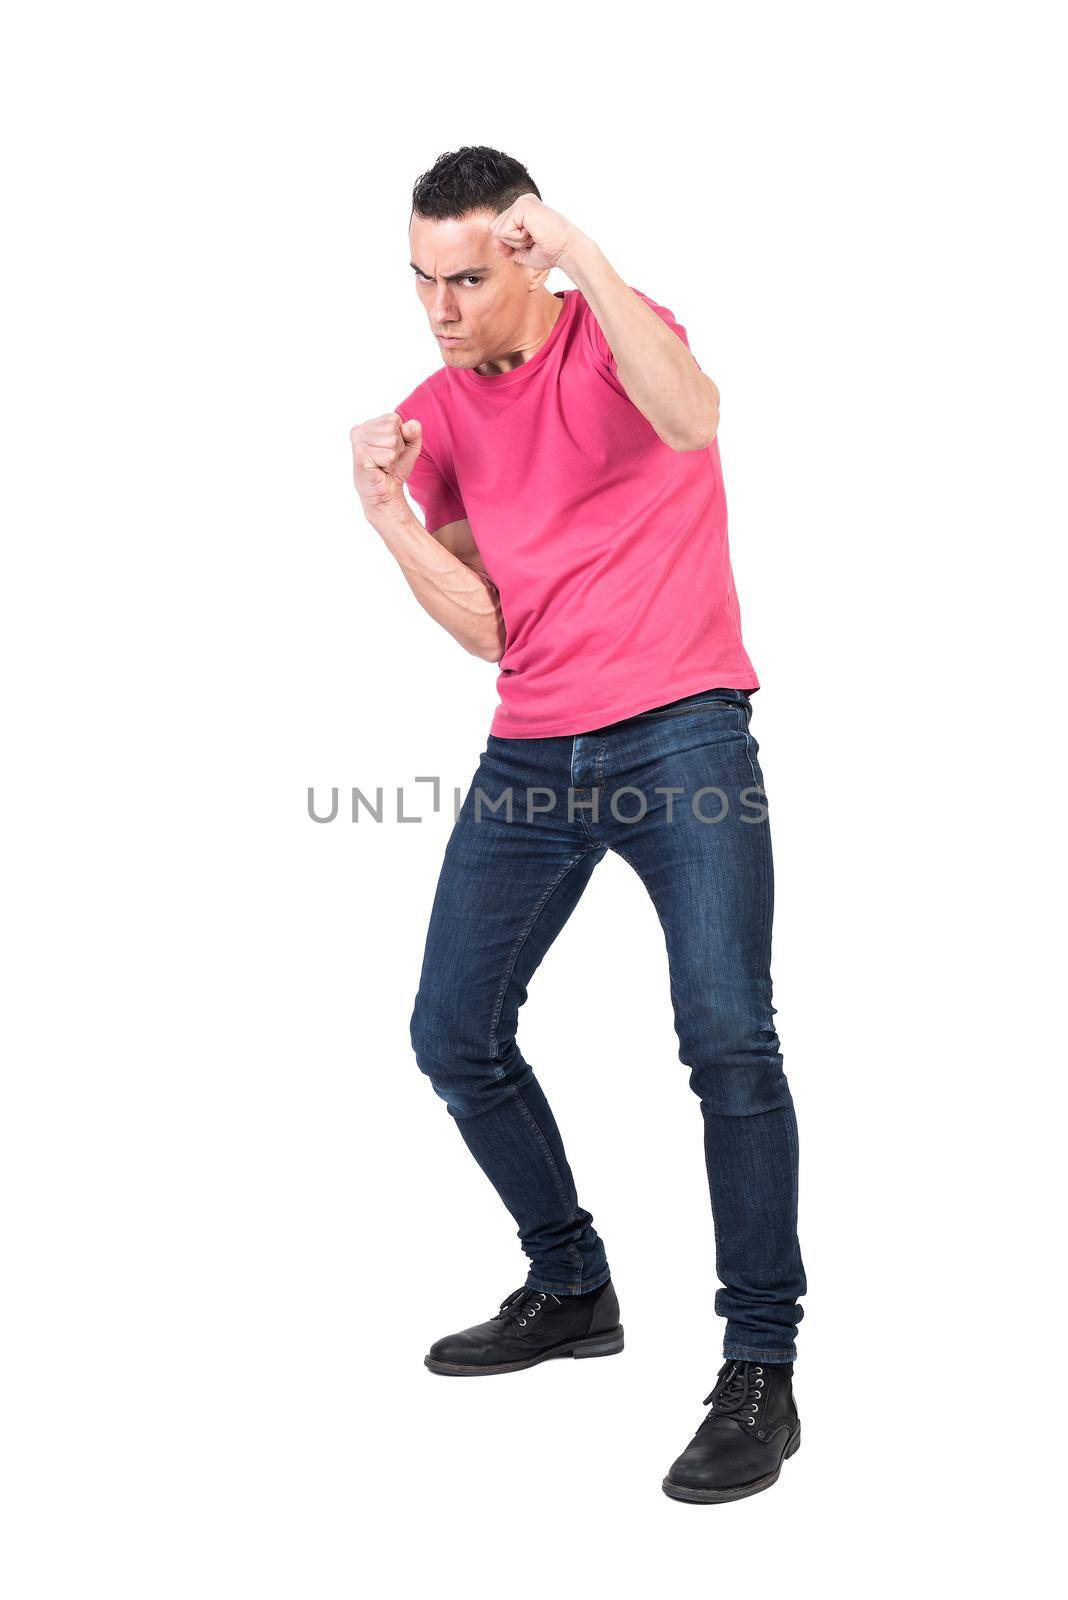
[437,334,465,344]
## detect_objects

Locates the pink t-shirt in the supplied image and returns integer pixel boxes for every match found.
[394,286,759,738]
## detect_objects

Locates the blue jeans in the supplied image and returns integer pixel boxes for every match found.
[409,687,806,1362]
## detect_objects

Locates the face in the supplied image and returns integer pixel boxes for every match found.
[409,211,541,369]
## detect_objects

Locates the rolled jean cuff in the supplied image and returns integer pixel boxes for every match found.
[723,1344,796,1363]
[525,1268,611,1296]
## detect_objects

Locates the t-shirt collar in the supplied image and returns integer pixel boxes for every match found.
[452,290,575,389]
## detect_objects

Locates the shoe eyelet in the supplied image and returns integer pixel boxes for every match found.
[519,1318,526,1326]
[540,1293,547,1300]
[756,1378,765,1386]
[755,1367,763,1375]
[746,1416,755,1425]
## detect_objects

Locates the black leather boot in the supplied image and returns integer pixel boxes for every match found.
[662,1359,801,1502]
[424,1280,624,1375]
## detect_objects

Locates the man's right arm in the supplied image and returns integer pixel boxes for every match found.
[350,413,505,664]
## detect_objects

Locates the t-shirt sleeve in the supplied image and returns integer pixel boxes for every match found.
[584,287,701,381]
[393,401,468,534]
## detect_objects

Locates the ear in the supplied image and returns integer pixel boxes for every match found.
[527,266,552,291]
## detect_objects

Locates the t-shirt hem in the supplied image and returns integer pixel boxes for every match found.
[488,672,761,740]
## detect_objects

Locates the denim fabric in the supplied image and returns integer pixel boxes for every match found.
[409,687,806,1361]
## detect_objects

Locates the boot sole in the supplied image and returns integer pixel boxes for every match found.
[661,1424,801,1503]
[424,1325,624,1376]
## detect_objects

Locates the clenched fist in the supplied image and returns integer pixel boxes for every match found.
[489,194,586,272]
[350,412,423,516]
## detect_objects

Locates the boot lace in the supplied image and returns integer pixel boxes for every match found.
[494,1287,559,1328]
[701,1360,765,1427]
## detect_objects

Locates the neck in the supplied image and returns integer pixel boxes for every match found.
[474,290,564,377]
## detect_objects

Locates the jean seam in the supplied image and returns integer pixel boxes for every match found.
[526,1268,611,1295]
[487,848,599,1229]
[737,704,772,969]
[627,695,742,724]
[586,737,609,846]
[506,1082,576,1223]
[737,703,761,792]
[488,847,597,1063]
[610,837,731,1257]
[615,824,793,1355]
[723,1346,796,1362]
[570,738,598,846]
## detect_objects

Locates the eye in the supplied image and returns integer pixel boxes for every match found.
[412,271,482,287]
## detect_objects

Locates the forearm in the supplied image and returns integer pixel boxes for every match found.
[366,497,505,662]
[560,236,719,450]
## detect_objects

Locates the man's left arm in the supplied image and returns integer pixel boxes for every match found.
[491,196,721,452]
[563,238,719,451]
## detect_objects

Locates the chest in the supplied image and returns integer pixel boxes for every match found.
[449,364,667,517]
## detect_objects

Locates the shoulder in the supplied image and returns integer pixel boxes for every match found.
[625,286,687,339]
[393,366,457,463]
[571,284,676,317]
[575,285,690,377]
[574,283,687,339]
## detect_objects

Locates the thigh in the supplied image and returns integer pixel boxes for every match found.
[600,705,784,1110]
[599,701,778,1079]
[604,700,772,974]
[412,740,605,1061]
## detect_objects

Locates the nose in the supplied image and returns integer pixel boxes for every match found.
[430,287,459,324]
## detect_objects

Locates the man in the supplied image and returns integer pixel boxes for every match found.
[349,146,806,1504]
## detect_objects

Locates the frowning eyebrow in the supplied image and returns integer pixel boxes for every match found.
[410,261,493,281]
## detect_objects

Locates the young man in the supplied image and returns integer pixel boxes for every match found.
[350,147,806,1503]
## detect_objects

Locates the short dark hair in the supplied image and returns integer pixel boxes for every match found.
[410,146,541,223]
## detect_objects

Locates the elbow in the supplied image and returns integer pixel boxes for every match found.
[672,399,720,452]
[467,621,506,663]
[692,408,720,450]
[667,380,720,451]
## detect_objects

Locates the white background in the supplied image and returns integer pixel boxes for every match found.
[2,2,1063,1594]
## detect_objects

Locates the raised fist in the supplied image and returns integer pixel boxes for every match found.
[489,194,584,272]
[350,412,423,514]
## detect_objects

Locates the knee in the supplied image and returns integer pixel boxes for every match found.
[678,991,789,1117]
[409,990,507,1118]
[409,989,459,1079]
[689,1058,791,1116]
